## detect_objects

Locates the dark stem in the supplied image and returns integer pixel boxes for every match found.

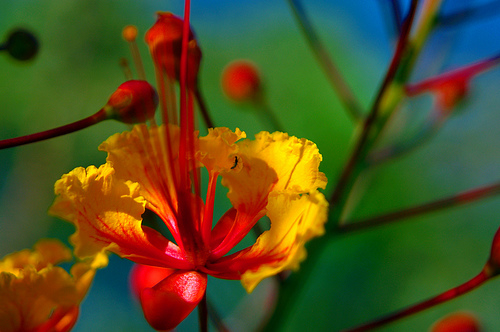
[343,268,492,332]
[437,1,500,27]
[207,297,231,332]
[0,110,107,150]
[338,181,500,233]
[286,0,363,121]
[193,86,215,129]
[254,95,285,133]
[389,0,403,33]
[198,292,208,332]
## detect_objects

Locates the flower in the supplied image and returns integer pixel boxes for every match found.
[49,11,328,331]
[0,239,107,332]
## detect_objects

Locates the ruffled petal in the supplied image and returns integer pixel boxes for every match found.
[208,190,328,292]
[99,124,181,236]
[0,239,105,332]
[213,131,327,260]
[223,131,326,195]
[197,127,246,173]
[49,164,190,269]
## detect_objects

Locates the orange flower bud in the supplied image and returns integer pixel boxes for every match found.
[139,270,207,331]
[145,12,201,90]
[221,60,261,102]
[430,311,482,332]
[104,80,158,124]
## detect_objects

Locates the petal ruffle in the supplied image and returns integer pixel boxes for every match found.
[208,190,328,293]
[197,127,246,173]
[49,164,190,269]
[99,124,181,236]
[0,239,105,332]
[213,131,327,260]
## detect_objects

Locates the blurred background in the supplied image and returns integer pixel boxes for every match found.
[0,0,499,331]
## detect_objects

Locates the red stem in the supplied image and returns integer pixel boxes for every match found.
[339,181,500,233]
[0,110,107,150]
[344,268,492,332]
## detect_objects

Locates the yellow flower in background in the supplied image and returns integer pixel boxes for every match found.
[0,239,107,332]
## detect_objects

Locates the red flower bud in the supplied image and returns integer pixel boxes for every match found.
[104,80,158,124]
[221,60,261,102]
[129,264,176,301]
[145,12,201,90]
[139,270,207,331]
[430,311,482,332]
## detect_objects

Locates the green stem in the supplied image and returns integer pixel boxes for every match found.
[286,0,363,121]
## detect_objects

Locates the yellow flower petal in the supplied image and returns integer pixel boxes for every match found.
[240,190,328,292]
[49,164,189,269]
[0,239,71,276]
[197,127,246,173]
[0,239,104,332]
[221,131,326,214]
[98,124,180,223]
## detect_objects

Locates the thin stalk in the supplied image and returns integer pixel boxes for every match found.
[193,86,215,129]
[338,181,500,233]
[207,297,231,332]
[286,0,363,121]
[198,292,208,332]
[343,268,493,332]
[254,94,285,133]
[0,110,107,150]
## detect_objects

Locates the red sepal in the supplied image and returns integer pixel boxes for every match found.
[139,270,207,331]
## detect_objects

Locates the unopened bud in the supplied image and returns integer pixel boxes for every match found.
[221,60,261,102]
[139,270,207,331]
[145,12,201,89]
[122,25,138,43]
[430,311,481,332]
[104,80,158,124]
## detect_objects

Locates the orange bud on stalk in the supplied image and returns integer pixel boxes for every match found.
[139,270,207,331]
[221,60,261,103]
[430,311,482,332]
[104,80,158,124]
[122,25,138,42]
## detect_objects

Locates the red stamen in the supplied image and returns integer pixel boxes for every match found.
[202,172,219,245]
